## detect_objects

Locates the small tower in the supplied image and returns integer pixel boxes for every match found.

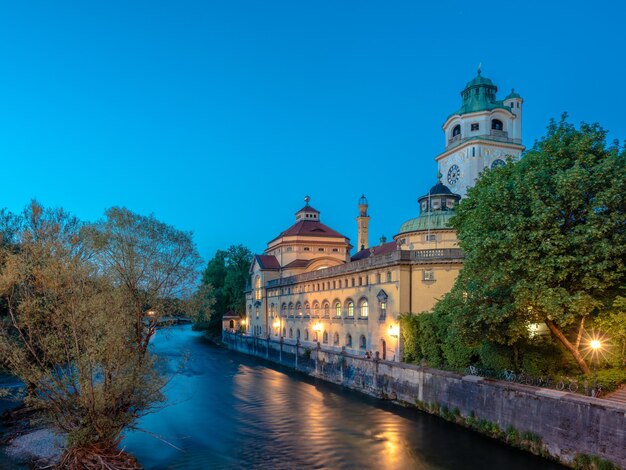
[356,194,370,251]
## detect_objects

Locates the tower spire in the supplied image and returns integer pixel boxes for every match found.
[356,194,370,251]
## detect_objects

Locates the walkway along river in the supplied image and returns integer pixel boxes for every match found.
[1,325,563,469]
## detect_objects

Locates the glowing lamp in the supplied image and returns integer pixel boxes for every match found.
[272,320,280,329]
[590,339,601,350]
[312,323,323,332]
[388,324,400,337]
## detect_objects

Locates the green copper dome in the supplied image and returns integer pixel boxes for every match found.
[464,73,494,88]
[505,88,522,100]
[448,69,510,118]
[398,211,455,234]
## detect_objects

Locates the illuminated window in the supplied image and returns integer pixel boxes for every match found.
[312,301,319,316]
[347,301,354,317]
[323,302,330,317]
[254,276,262,300]
[335,302,341,317]
[296,302,302,316]
[255,307,259,318]
[304,302,310,316]
[360,300,368,318]
[281,303,287,317]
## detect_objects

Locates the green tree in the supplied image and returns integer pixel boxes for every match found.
[0,202,202,468]
[195,244,252,334]
[450,116,626,374]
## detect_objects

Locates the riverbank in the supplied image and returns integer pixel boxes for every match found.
[223,332,625,469]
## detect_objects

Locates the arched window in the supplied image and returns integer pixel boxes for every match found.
[255,307,259,318]
[281,303,287,317]
[360,299,369,318]
[305,329,309,340]
[346,334,353,347]
[360,335,367,349]
[259,326,263,336]
[313,331,319,342]
[491,119,503,131]
[288,303,294,317]
[297,329,301,339]
[304,302,310,316]
[323,331,328,344]
[269,303,275,317]
[296,302,302,316]
[335,302,342,317]
[347,300,354,317]
[312,301,320,317]
[334,332,339,345]
[323,302,330,317]
[289,328,293,338]
[254,276,262,300]
[452,124,461,137]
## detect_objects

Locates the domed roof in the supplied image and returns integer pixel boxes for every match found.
[505,88,522,100]
[397,211,455,235]
[426,182,453,196]
[464,72,494,89]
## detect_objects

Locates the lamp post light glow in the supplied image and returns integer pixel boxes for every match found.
[388,324,400,362]
[590,339,602,396]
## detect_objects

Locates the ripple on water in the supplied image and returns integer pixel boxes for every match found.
[122,326,564,470]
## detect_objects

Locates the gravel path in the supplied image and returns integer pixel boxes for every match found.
[5,428,65,466]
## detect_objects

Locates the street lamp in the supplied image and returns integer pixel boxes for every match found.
[388,324,400,361]
[313,322,322,343]
[590,339,601,396]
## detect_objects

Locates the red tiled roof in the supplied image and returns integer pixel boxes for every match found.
[350,241,397,261]
[223,310,241,319]
[283,259,310,269]
[253,254,281,270]
[295,204,320,214]
[269,220,349,243]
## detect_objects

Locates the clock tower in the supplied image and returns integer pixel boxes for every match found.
[435,67,524,197]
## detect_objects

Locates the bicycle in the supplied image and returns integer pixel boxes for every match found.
[556,377,578,392]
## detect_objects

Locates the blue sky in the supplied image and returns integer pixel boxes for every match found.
[0,0,624,261]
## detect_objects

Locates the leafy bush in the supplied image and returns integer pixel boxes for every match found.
[593,369,626,393]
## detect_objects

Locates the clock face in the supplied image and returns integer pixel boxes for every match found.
[447,164,461,185]
[491,159,506,169]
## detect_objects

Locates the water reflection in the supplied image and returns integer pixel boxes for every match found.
[121,326,562,469]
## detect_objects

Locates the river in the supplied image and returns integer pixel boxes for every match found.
[1,325,563,469]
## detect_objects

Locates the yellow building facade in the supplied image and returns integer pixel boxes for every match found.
[242,70,523,361]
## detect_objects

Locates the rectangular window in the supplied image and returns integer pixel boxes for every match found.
[471,123,479,131]
[304,247,310,251]
[332,248,339,252]
[423,270,436,281]
[376,273,381,284]
[426,234,436,242]
[318,248,324,252]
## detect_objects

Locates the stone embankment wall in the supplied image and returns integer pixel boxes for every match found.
[223,332,626,468]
